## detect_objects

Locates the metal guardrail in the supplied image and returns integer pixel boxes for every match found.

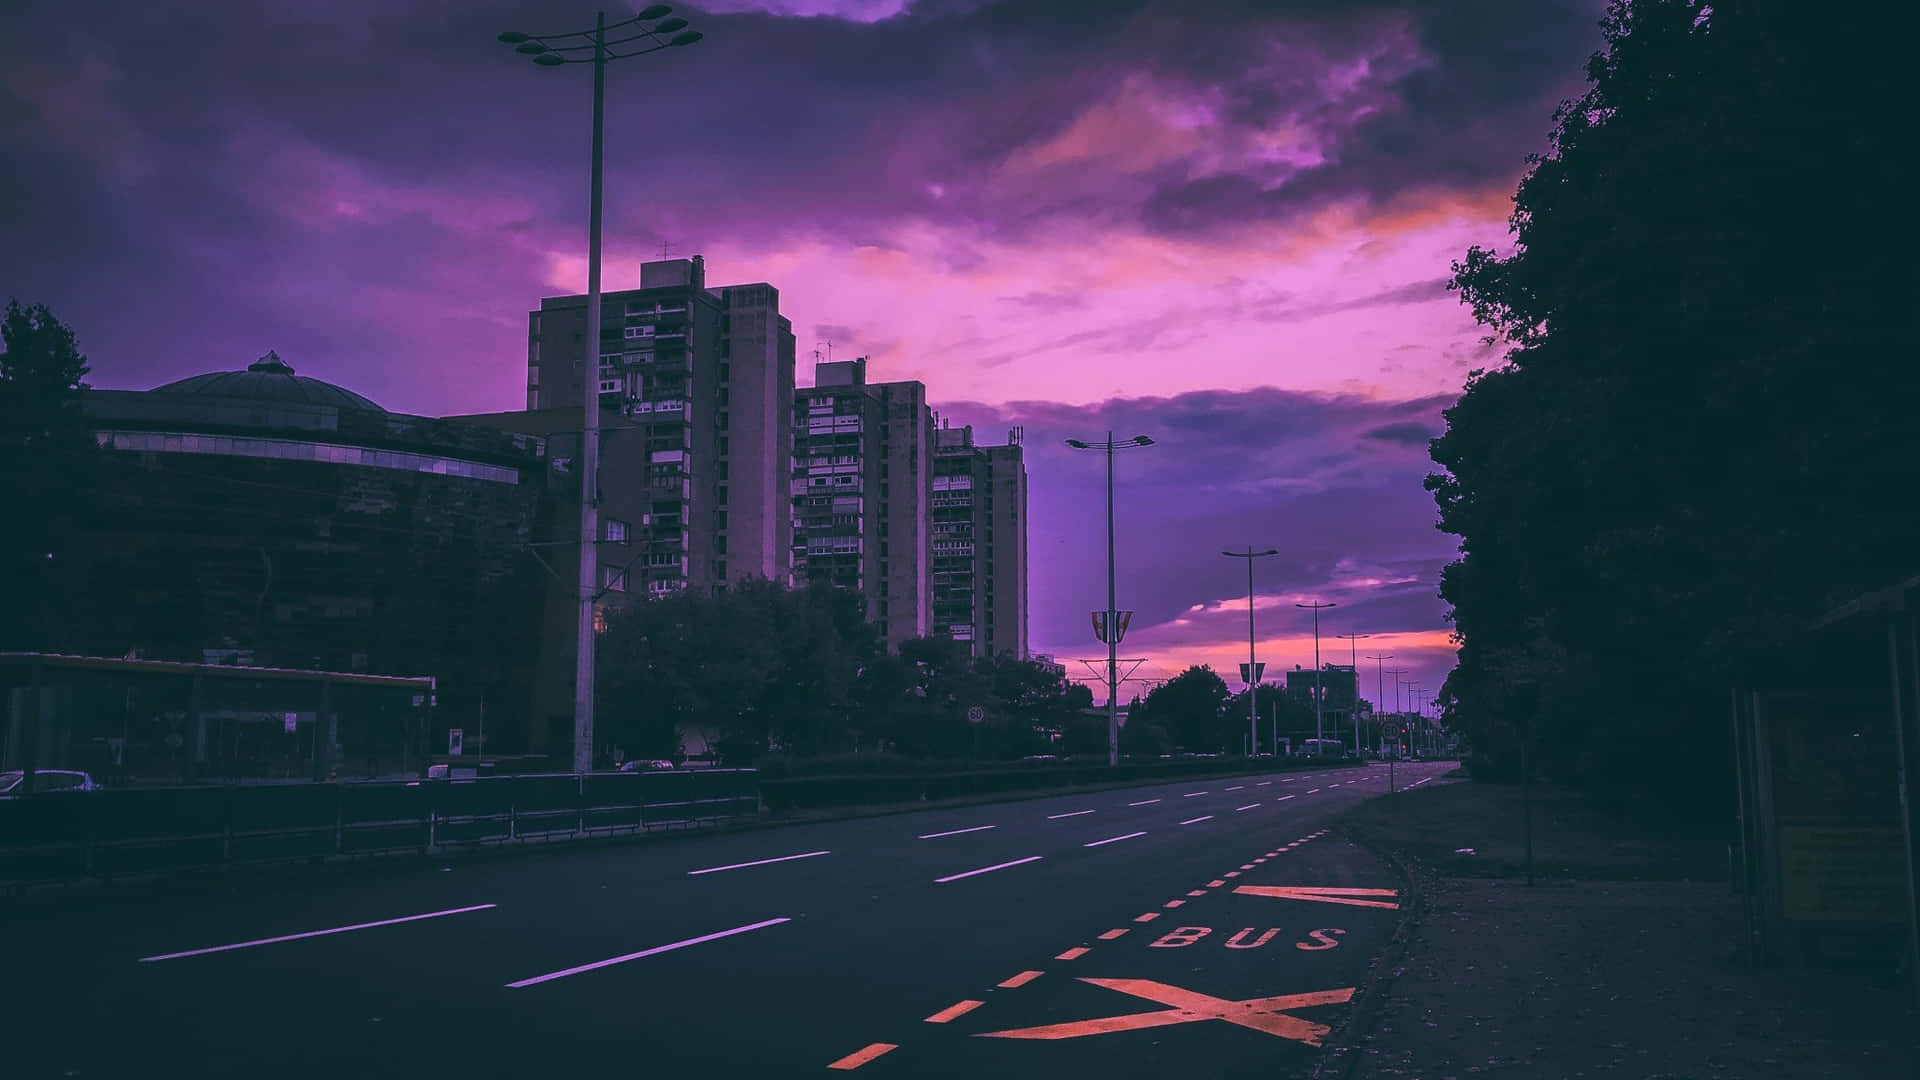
[0,769,760,889]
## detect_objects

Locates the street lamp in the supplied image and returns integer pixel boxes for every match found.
[1366,652,1393,755]
[1295,601,1336,745]
[497,8,703,775]
[1336,633,1369,757]
[1223,548,1279,758]
[1066,433,1154,767]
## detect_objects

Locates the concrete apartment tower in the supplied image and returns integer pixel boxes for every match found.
[791,357,934,648]
[519,255,795,592]
[931,421,1029,659]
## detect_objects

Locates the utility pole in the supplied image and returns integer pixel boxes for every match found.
[1067,434,1154,767]
[1225,548,1278,757]
[1337,633,1369,758]
[1295,601,1336,745]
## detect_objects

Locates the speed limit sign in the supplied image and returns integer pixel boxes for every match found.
[967,705,985,725]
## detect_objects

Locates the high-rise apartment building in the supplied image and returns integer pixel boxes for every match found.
[931,422,1029,659]
[791,357,933,648]
[523,256,795,592]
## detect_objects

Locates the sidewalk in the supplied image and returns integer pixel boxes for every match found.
[1325,772,1914,1079]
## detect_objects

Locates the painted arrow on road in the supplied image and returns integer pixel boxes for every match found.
[1231,885,1400,910]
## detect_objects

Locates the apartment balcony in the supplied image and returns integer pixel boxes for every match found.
[933,542,975,557]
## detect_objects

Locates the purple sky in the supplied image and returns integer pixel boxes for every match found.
[0,0,1605,709]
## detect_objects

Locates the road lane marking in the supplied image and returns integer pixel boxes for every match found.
[827,1043,898,1070]
[918,825,997,839]
[1000,970,1045,989]
[1134,912,1160,923]
[1277,795,1295,801]
[139,904,498,962]
[1207,879,1226,887]
[1240,864,1256,870]
[1085,831,1148,848]
[1281,778,1298,782]
[1049,809,1097,819]
[1235,803,1260,812]
[1234,885,1401,910]
[1410,777,1434,788]
[1183,791,1209,797]
[1253,858,1268,863]
[1179,815,1213,825]
[1057,947,1091,960]
[935,855,1044,883]
[1307,788,1322,794]
[506,917,790,987]
[1164,899,1186,908]
[926,999,987,1023]
[1187,889,1207,896]
[976,979,1356,1047]
[1128,798,1162,806]
[687,850,830,875]
[1256,781,1272,786]
[1099,928,1130,940]
[1226,785,1245,791]
[1224,871,1241,878]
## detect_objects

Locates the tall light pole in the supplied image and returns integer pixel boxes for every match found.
[1366,652,1392,755]
[1337,633,1369,757]
[498,9,703,775]
[1066,433,1154,767]
[1224,548,1278,757]
[1386,668,1409,753]
[1405,685,1421,756]
[1295,601,1336,745]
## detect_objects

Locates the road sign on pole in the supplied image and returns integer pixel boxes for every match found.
[448,728,464,757]
[967,705,985,726]
[1239,662,1266,686]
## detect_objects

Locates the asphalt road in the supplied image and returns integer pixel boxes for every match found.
[8,760,1455,1078]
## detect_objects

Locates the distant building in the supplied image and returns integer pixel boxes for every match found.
[790,357,933,648]
[59,352,552,773]
[931,422,1029,658]
[525,256,795,592]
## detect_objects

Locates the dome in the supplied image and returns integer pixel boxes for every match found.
[152,351,387,413]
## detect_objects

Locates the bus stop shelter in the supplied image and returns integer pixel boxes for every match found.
[2,653,435,791]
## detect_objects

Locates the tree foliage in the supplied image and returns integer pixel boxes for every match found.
[1427,1,1913,807]
[0,300,100,650]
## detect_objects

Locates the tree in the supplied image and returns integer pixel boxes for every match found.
[1428,1,1913,809]
[1134,666,1231,753]
[0,301,99,651]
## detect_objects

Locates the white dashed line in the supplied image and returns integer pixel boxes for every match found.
[1179,815,1213,825]
[140,904,498,963]
[1277,795,1296,801]
[1235,803,1260,812]
[506,918,790,987]
[917,825,997,840]
[1084,831,1148,848]
[1128,798,1162,806]
[688,850,830,876]
[1183,792,1209,798]
[935,855,1045,884]
[1047,810,1096,819]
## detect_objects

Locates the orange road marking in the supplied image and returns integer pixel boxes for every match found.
[1099,928,1129,940]
[828,1043,898,1070]
[1134,912,1160,923]
[976,979,1356,1047]
[999,970,1045,988]
[1240,864,1256,870]
[925,999,986,1023]
[1207,879,1226,887]
[1224,871,1241,878]
[1233,885,1400,910]
[1164,899,1185,909]
[1187,889,1207,897]
[1253,858,1268,863]
[1056,947,1090,960]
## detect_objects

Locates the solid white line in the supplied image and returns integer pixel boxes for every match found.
[139,904,498,962]
[687,850,830,875]
[1277,795,1296,801]
[1128,798,1162,806]
[1179,815,1213,825]
[1084,831,1148,848]
[1048,809,1096,819]
[506,918,789,988]
[936,855,1044,883]
[917,825,997,839]
[1235,803,1260,812]
[1410,777,1433,788]
[1183,791,1208,798]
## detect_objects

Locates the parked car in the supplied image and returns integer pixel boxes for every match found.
[0,769,99,797]
[618,759,676,773]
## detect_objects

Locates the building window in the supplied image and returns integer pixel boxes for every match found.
[716,534,728,554]
[718,436,729,457]
[602,567,628,592]
[719,363,730,382]
[605,519,629,543]
[715,509,728,530]
[717,388,730,406]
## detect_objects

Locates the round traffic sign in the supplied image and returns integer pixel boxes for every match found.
[967,705,985,725]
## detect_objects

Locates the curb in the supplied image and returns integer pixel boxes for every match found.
[1312,817,1433,1080]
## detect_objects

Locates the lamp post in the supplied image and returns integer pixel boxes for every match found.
[1386,667,1408,750]
[1295,601,1336,745]
[1066,433,1154,767]
[497,8,703,775]
[1405,685,1421,757]
[1224,548,1278,758]
[1337,633,1369,757]
[1365,652,1392,756]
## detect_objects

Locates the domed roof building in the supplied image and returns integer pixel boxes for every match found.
[151,351,387,413]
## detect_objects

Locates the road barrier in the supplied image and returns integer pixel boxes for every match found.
[758,756,1363,812]
[0,769,760,890]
